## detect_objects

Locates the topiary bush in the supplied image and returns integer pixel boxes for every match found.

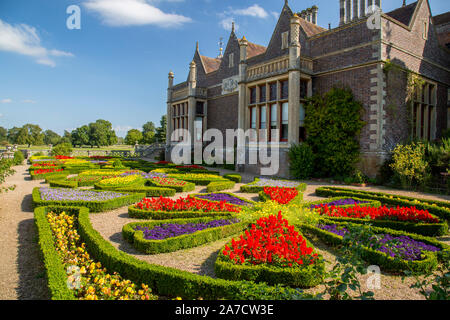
[288,143,314,179]
[13,151,25,165]
[305,87,365,178]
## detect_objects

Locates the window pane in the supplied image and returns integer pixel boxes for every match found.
[270,83,277,101]
[299,103,305,126]
[260,85,266,103]
[281,80,289,99]
[300,80,308,99]
[270,104,277,127]
[250,87,257,104]
[260,106,267,129]
[251,107,256,129]
[282,103,289,123]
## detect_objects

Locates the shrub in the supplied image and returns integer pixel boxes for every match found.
[305,87,365,177]
[13,151,25,165]
[206,180,235,193]
[390,142,430,188]
[51,143,73,157]
[288,143,314,179]
[223,174,242,183]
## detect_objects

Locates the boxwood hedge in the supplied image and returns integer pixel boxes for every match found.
[122,217,248,254]
[128,206,238,220]
[315,187,450,221]
[299,221,450,274]
[223,174,242,183]
[206,180,236,193]
[32,187,145,213]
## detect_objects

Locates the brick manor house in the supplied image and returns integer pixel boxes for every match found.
[165,0,450,177]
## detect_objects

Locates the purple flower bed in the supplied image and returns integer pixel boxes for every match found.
[120,171,167,179]
[135,218,240,240]
[310,198,369,209]
[39,187,128,202]
[254,178,301,188]
[195,193,251,206]
[317,224,441,261]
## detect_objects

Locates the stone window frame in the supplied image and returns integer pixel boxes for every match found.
[171,100,189,142]
[411,79,437,141]
[229,53,234,68]
[422,19,429,40]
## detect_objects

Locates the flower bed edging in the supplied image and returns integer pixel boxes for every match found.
[122,217,248,254]
[206,180,235,193]
[128,206,237,220]
[298,221,449,274]
[305,196,381,210]
[32,187,145,213]
[190,192,257,207]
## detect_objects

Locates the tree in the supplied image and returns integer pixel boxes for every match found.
[7,127,21,144]
[125,129,143,145]
[51,143,73,156]
[0,127,7,143]
[14,124,44,146]
[88,120,117,147]
[43,130,61,145]
[60,130,73,145]
[71,126,90,147]
[142,121,156,144]
[155,115,167,143]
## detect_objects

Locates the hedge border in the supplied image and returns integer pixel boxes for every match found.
[128,206,238,220]
[49,179,78,189]
[299,221,450,274]
[167,174,229,186]
[32,187,145,213]
[304,196,382,210]
[240,178,307,194]
[315,187,450,221]
[190,192,257,207]
[34,205,79,300]
[122,217,248,254]
[223,174,242,183]
[30,170,67,181]
[214,235,325,288]
[115,186,176,197]
[206,180,236,193]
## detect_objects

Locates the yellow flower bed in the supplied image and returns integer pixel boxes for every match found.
[47,211,156,300]
[79,170,126,177]
[60,159,91,165]
[98,175,142,187]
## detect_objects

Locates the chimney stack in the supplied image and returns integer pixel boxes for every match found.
[311,6,318,25]
[340,0,382,25]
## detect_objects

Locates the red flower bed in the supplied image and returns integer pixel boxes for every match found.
[151,177,187,186]
[54,156,74,160]
[223,212,318,267]
[135,196,241,213]
[155,161,171,165]
[32,162,57,167]
[317,205,440,224]
[263,187,299,204]
[176,165,205,170]
[33,168,64,175]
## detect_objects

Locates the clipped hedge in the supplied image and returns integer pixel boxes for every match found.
[128,206,238,220]
[32,187,145,213]
[215,241,325,288]
[44,173,70,184]
[115,186,176,198]
[167,174,228,186]
[223,174,242,183]
[30,170,67,181]
[122,217,248,254]
[206,180,236,193]
[240,178,307,194]
[34,205,79,300]
[315,187,450,221]
[49,179,78,189]
[146,179,195,193]
[299,221,450,274]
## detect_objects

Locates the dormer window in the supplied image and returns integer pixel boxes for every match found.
[229,53,234,68]
[281,31,289,50]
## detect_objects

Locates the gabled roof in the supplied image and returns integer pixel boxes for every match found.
[246,41,267,59]
[433,12,450,26]
[385,1,418,26]
[298,18,327,37]
[200,55,221,73]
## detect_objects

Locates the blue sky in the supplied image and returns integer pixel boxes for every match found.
[0,0,448,137]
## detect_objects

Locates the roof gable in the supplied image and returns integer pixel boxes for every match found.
[264,3,293,60]
[386,1,418,26]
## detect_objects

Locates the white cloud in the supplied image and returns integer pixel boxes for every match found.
[22,99,36,104]
[84,0,192,27]
[220,17,239,32]
[114,125,138,135]
[232,4,269,19]
[0,19,73,67]
[1,99,12,104]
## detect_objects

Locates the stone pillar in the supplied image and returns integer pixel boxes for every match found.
[306,9,312,23]
[188,61,197,146]
[375,0,381,9]
[288,14,301,145]
[166,71,174,145]
[238,37,248,132]
[339,0,346,25]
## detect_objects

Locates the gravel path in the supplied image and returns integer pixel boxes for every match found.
[0,164,49,300]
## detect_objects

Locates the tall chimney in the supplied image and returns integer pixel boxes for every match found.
[306,8,312,23]
[311,5,318,25]
[353,0,360,20]
[360,0,366,17]
[346,0,352,23]
[339,0,346,25]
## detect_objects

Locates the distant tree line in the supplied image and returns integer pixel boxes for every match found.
[0,116,166,148]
